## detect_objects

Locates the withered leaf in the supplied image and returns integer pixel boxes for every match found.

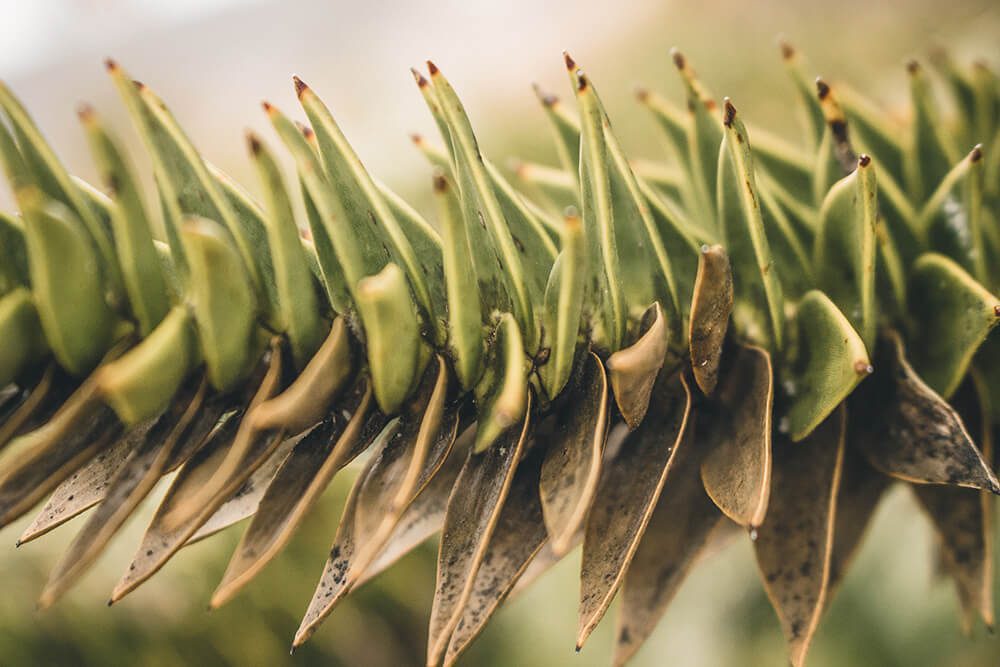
[606,304,667,429]
[293,422,472,650]
[539,351,609,555]
[210,379,383,607]
[426,396,532,667]
[853,332,999,492]
[613,414,722,666]
[0,364,68,450]
[688,244,733,395]
[578,371,691,649]
[754,407,846,667]
[699,342,772,528]
[444,442,548,666]
[912,378,994,630]
[37,377,209,609]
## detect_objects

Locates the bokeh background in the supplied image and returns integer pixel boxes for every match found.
[1,1,999,665]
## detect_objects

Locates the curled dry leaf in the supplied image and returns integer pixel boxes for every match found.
[605,304,667,429]
[754,407,846,667]
[577,371,691,649]
[688,244,733,395]
[426,395,532,667]
[443,442,548,666]
[293,424,472,651]
[539,351,609,555]
[699,342,772,528]
[853,332,999,492]
[613,414,722,666]
[210,379,383,607]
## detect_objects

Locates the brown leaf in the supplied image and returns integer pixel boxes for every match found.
[699,342,772,528]
[688,244,733,395]
[37,377,209,609]
[443,442,548,666]
[210,379,384,607]
[0,364,70,450]
[539,351,609,555]
[160,339,289,529]
[577,371,691,649]
[614,413,722,666]
[912,377,995,631]
[349,357,461,580]
[293,423,472,650]
[606,304,668,429]
[426,395,533,667]
[754,407,846,667]
[827,440,889,601]
[854,332,999,492]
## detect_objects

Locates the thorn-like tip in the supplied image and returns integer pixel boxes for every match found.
[634,85,649,102]
[906,59,920,75]
[76,103,95,121]
[247,132,262,155]
[575,643,583,653]
[411,67,428,88]
[816,78,830,100]
[723,98,736,127]
[779,40,795,60]
[14,539,21,548]
[104,58,118,72]
[106,598,114,607]
[970,144,983,162]
[293,75,308,98]
[858,154,871,167]
[426,60,439,76]
[563,51,577,71]
[261,100,274,114]
[410,132,423,145]
[670,48,685,70]
[854,360,874,376]
[993,304,1000,318]
[433,173,448,192]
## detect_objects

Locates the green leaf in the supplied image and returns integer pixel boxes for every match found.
[671,50,722,229]
[425,63,538,351]
[434,173,485,391]
[298,172,350,314]
[246,133,325,369]
[568,57,626,352]
[79,106,170,336]
[814,155,878,351]
[180,216,258,392]
[752,127,815,211]
[907,253,999,399]
[838,85,907,183]
[920,145,987,285]
[21,191,116,376]
[533,83,581,179]
[0,288,46,387]
[905,61,961,204]
[295,78,437,336]
[355,263,424,415]
[0,212,28,293]
[540,211,586,400]
[784,290,871,441]
[778,41,824,151]
[473,313,528,453]
[757,177,814,299]
[813,79,855,206]
[717,99,785,351]
[96,305,198,424]
[0,81,122,300]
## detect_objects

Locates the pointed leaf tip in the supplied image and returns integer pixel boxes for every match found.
[816,78,831,100]
[670,48,685,69]
[293,75,308,98]
[427,60,439,76]
[779,40,796,60]
[723,98,736,127]
[410,67,428,87]
[563,51,577,71]
[104,58,118,72]
[858,153,871,167]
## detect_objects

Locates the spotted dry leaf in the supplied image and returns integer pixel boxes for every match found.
[754,407,846,667]
[688,244,733,395]
[443,442,548,666]
[210,380,383,607]
[426,397,532,667]
[613,414,722,666]
[539,351,609,555]
[853,332,999,492]
[699,342,772,528]
[577,371,691,649]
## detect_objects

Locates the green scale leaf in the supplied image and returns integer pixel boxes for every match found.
[0,212,28,294]
[0,288,46,387]
[540,210,586,400]
[904,61,961,205]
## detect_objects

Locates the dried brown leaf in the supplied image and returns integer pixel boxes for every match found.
[606,304,667,429]
[688,244,733,395]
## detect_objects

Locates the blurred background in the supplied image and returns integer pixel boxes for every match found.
[1,0,999,665]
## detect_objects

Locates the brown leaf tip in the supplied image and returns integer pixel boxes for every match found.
[816,78,831,100]
[779,40,796,61]
[577,73,588,92]
[411,67,428,88]
[906,59,920,75]
[247,132,262,156]
[970,144,983,162]
[858,154,871,167]
[433,172,448,192]
[409,133,423,145]
[132,79,146,91]
[854,360,874,376]
[670,48,685,70]
[426,60,440,77]
[533,83,558,108]
[104,58,119,72]
[293,75,309,98]
[563,51,577,72]
[76,103,95,122]
[723,98,737,127]
[634,86,649,102]
[261,100,274,114]
[993,304,1000,318]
